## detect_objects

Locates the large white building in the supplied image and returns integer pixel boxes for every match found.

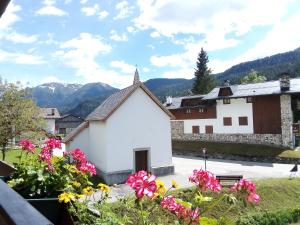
[166,76,300,148]
[40,108,61,134]
[63,70,174,184]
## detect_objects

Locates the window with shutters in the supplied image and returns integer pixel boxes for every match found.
[205,125,213,134]
[223,117,232,126]
[192,126,200,134]
[223,98,230,104]
[239,116,248,126]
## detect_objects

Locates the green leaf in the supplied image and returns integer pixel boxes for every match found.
[194,193,213,203]
[199,217,218,225]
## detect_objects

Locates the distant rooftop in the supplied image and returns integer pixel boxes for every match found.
[204,78,300,100]
[40,108,60,119]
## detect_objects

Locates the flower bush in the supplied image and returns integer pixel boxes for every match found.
[7,138,96,199]
[61,169,260,225]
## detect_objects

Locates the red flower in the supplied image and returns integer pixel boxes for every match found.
[44,138,61,150]
[230,179,260,204]
[189,169,221,192]
[19,139,35,153]
[161,195,200,223]
[126,170,157,199]
[77,161,96,175]
[69,148,87,163]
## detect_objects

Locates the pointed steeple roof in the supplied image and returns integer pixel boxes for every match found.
[133,67,140,84]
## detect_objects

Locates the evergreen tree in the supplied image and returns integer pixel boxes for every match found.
[192,48,215,94]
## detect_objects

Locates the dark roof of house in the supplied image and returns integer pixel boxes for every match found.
[63,81,174,143]
[62,121,89,143]
[39,108,61,119]
[164,94,204,110]
[56,114,83,121]
[86,81,174,121]
[203,78,300,100]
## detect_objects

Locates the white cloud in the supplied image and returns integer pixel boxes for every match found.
[0,50,44,65]
[3,32,38,44]
[80,0,88,4]
[150,31,160,38]
[110,60,135,74]
[146,1,299,77]
[162,68,194,79]
[41,76,61,83]
[134,0,292,38]
[36,0,68,16]
[114,1,134,20]
[0,2,21,29]
[126,26,135,33]
[55,33,132,88]
[209,10,300,73]
[143,67,150,73]
[36,6,68,16]
[110,30,128,41]
[81,4,108,19]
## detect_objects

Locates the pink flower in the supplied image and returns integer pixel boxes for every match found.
[38,147,52,162]
[69,148,87,163]
[247,192,260,203]
[161,195,200,223]
[189,169,221,192]
[230,179,260,204]
[19,139,35,153]
[44,138,61,150]
[126,170,157,199]
[77,161,96,175]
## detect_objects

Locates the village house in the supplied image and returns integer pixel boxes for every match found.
[166,75,300,148]
[63,70,175,184]
[40,108,61,134]
[55,114,84,136]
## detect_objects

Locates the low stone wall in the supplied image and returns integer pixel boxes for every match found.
[171,121,283,147]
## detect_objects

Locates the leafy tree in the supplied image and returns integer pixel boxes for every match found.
[0,83,45,160]
[240,69,267,84]
[192,48,215,94]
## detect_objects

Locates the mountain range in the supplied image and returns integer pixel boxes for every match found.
[28,47,300,118]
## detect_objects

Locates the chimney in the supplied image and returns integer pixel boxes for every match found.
[51,108,55,115]
[166,96,172,106]
[280,73,290,92]
[224,80,230,86]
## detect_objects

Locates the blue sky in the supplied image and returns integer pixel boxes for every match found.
[1,0,300,88]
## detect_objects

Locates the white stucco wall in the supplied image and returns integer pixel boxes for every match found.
[184,98,254,134]
[105,88,173,173]
[45,119,56,134]
[66,127,89,155]
[88,121,107,172]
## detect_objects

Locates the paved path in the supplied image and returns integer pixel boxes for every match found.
[96,156,298,201]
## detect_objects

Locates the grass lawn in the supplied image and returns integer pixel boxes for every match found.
[0,149,40,165]
[173,140,300,159]
[109,178,300,224]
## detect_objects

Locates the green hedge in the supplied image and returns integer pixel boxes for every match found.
[236,208,300,225]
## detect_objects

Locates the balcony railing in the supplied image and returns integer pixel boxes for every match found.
[0,179,53,225]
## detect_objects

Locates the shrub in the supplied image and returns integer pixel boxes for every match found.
[236,208,300,225]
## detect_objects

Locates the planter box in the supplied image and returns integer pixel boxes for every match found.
[0,160,15,176]
[26,198,73,225]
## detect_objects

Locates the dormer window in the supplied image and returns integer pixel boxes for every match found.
[223,99,230,104]
[51,109,55,115]
[218,87,233,97]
